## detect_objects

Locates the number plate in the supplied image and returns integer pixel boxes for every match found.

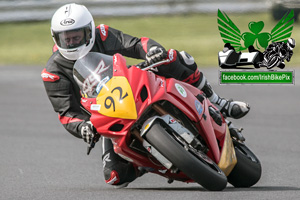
[96,76,137,119]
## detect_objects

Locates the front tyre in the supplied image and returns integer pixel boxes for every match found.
[145,122,227,191]
[227,142,262,187]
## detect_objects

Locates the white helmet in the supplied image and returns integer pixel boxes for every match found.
[51,3,95,60]
[287,38,296,50]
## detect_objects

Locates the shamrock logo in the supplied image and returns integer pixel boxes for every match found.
[217,9,294,51]
[242,21,271,50]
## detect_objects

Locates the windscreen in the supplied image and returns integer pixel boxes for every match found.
[73,52,113,98]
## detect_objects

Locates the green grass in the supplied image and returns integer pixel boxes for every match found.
[0,12,299,67]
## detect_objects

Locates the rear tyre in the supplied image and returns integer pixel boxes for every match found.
[227,142,262,187]
[145,122,227,191]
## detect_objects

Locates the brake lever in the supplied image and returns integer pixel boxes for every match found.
[87,142,95,155]
[137,59,170,71]
[141,59,170,71]
[87,134,100,155]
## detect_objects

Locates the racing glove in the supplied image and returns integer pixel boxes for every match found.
[145,47,168,65]
[80,121,99,145]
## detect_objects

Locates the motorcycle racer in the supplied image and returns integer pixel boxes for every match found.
[259,38,296,69]
[41,3,250,188]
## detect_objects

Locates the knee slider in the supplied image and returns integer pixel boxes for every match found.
[104,162,137,186]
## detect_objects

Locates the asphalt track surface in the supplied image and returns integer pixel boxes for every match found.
[1,65,299,200]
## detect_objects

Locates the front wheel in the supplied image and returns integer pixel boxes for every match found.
[227,142,262,187]
[145,122,228,191]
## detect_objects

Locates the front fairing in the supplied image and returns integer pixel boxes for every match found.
[74,52,138,123]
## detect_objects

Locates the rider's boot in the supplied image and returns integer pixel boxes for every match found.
[197,76,250,119]
[278,61,285,69]
[101,137,144,188]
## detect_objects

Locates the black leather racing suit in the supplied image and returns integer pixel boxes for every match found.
[42,24,201,186]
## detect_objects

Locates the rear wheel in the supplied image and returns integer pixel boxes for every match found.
[145,122,228,191]
[227,142,262,187]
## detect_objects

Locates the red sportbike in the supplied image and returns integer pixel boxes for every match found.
[73,52,261,191]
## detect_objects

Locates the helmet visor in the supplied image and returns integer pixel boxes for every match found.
[53,23,92,49]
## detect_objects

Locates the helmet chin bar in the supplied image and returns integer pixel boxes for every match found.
[66,49,78,53]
